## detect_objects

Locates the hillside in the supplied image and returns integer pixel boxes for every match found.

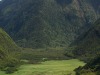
[0,28,19,58]
[72,19,100,61]
[73,19,100,75]
[0,28,20,74]
[0,0,100,48]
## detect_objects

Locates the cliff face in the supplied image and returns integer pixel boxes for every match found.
[0,0,100,48]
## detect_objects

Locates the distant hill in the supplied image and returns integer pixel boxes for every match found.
[0,28,20,74]
[0,0,100,48]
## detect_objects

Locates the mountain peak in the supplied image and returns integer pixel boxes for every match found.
[0,0,100,48]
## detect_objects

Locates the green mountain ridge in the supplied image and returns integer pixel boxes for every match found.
[0,0,99,48]
[0,28,20,74]
[0,28,19,53]
[0,0,99,75]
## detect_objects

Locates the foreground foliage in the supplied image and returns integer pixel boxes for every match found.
[75,56,100,75]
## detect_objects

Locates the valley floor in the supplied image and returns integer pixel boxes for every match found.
[0,59,85,75]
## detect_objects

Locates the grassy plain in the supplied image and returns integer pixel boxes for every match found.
[0,59,85,75]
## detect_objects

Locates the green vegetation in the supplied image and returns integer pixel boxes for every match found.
[0,59,85,75]
[0,28,20,74]
[72,19,100,75]
[0,0,100,75]
[72,19,100,61]
[75,56,100,75]
[0,0,99,48]
[20,47,71,63]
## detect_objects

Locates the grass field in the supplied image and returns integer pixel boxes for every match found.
[0,59,85,75]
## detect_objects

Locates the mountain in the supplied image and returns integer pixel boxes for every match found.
[73,19,100,75]
[0,0,100,48]
[0,28,19,58]
[72,19,100,61]
[0,28,20,73]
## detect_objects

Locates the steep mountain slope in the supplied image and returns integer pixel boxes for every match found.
[0,28,20,73]
[73,19,100,75]
[0,0,100,48]
[73,19,100,61]
[0,28,19,53]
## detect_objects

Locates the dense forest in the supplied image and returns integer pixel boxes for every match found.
[0,0,100,48]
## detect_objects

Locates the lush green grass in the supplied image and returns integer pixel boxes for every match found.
[0,59,85,75]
